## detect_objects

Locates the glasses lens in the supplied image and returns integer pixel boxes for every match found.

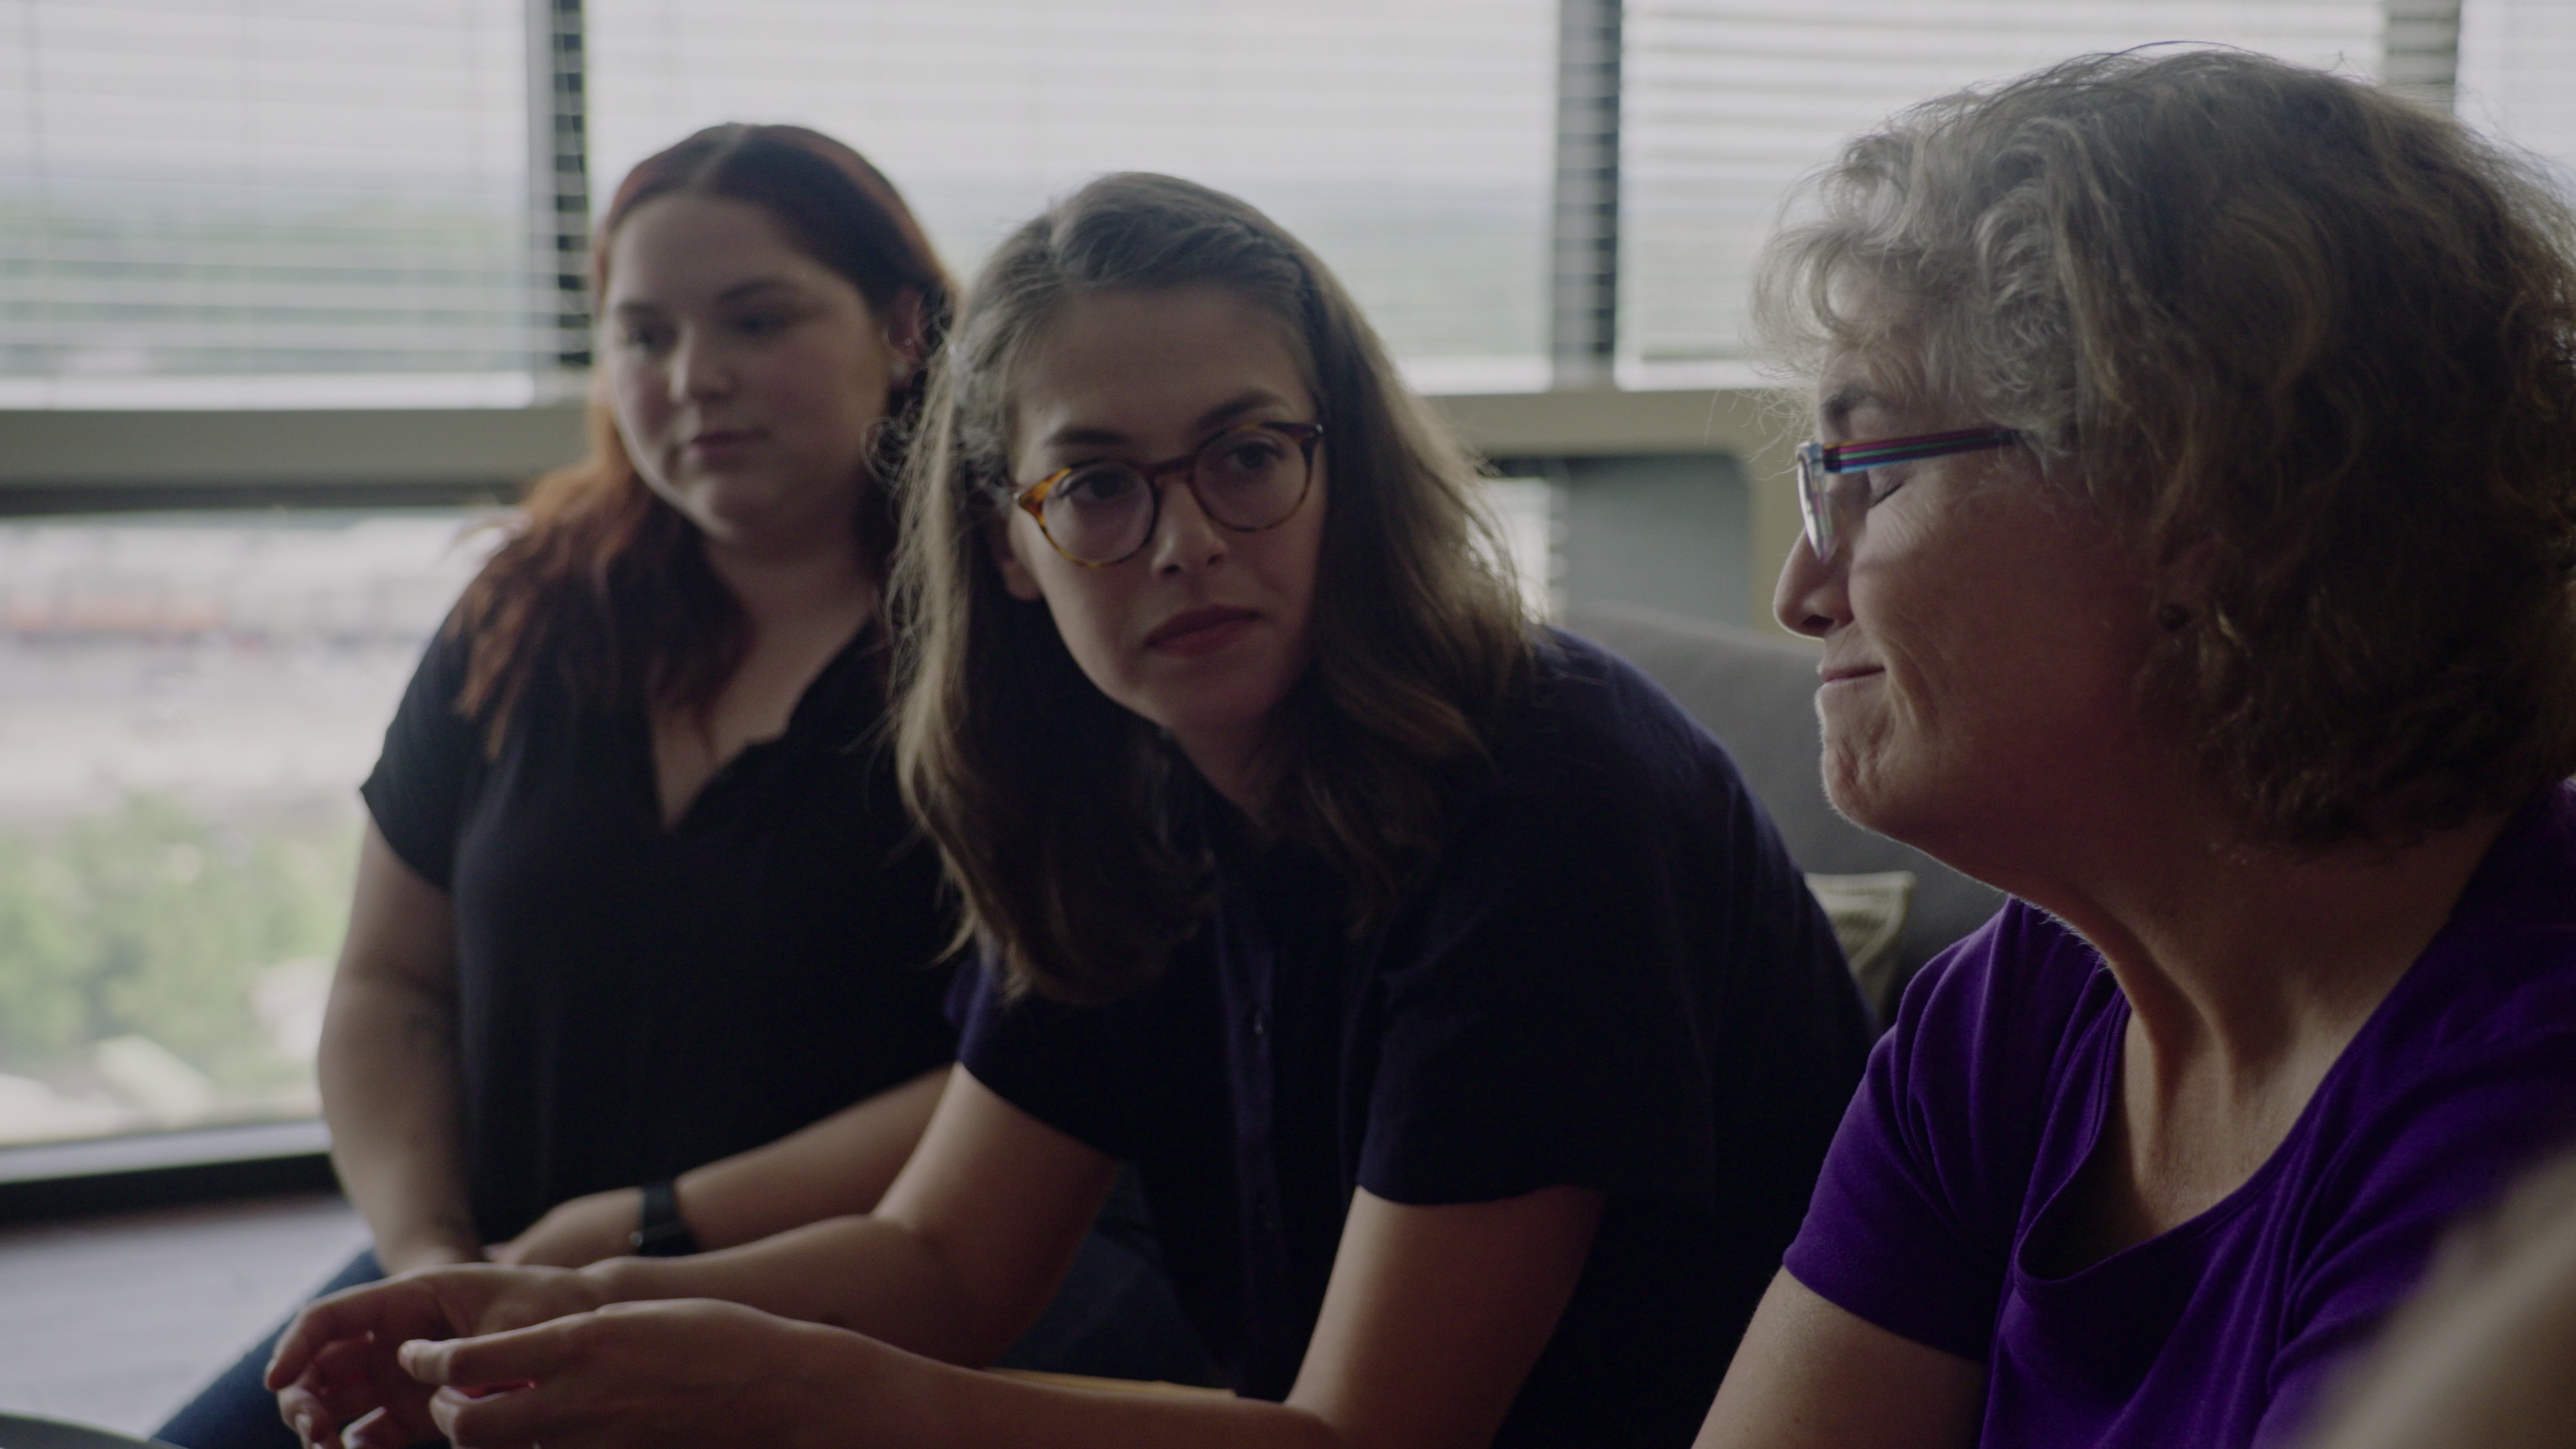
[1191,427,1311,531]
[1796,448,1834,561]
[1042,463,1155,564]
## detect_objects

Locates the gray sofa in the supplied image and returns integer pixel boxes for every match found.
[1562,602,2003,1011]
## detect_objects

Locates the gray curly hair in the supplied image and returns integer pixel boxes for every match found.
[1755,47,2576,847]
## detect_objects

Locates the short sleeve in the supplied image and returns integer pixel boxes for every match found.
[359,623,483,891]
[953,949,1136,1161]
[1354,728,1859,1213]
[2256,1028,2576,1443]
[1782,906,2100,1362]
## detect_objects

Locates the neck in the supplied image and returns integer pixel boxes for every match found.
[2019,801,2511,1093]
[1174,720,1279,821]
[700,524,875,635]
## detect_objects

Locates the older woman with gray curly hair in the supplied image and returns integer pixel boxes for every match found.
[1695,47,2576,1449]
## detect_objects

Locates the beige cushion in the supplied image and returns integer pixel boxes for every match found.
[1807,871,1916,1020]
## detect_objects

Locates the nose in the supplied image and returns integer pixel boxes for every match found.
[1773,530,1849,639]
[668,330,736,402]
[1148,477,1228,577]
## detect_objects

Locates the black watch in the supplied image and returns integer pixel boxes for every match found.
[630,1178,701,1257]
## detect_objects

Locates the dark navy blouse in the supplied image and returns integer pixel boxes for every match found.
[362,620,957,1242]
[958,632,1871,1448]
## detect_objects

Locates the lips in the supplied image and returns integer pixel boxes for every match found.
[1819,661,1884,684]
[1146,605,1260,653]
[684,427,765,453]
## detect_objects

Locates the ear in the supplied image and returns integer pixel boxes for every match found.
[880,288,930,382]
[985,512,1046,602]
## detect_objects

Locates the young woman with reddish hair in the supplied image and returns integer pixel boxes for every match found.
[160,125,1205,1449]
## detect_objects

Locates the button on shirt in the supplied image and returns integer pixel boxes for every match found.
[957,633,1872,1448]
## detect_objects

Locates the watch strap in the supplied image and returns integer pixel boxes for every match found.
[629,1177,700,1258]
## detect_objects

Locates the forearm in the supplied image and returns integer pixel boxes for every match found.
[775,1327,1337,1449]
[675,1065,949,1250]
[586,1211,1006,1365]
[319,973,479,1272]
[1695,1271,1986,1449]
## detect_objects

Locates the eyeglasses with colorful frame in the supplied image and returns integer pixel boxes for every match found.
[1794,427,2023,564]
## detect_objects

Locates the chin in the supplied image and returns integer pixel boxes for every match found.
[1132,674,1292,739]
[1146,696,1272,739]
[1820,746,1917,839]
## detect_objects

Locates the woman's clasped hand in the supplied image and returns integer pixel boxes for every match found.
[266,1267,596,1448]
[270,1282,900,1449]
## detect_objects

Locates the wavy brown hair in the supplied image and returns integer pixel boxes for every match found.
[1754,48,2576,847]
[892,173,1531,1004]
[452,123,953,748]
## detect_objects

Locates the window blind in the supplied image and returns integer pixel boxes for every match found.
[0,0,533,407]
[2459,0,2576,194]
[585,0,1556,393]
[1620,1,2390,380]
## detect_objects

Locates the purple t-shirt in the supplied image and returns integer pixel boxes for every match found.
[1784,782,2576,1448]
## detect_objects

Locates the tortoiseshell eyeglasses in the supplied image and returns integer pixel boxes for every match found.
[1012,420,1325,568]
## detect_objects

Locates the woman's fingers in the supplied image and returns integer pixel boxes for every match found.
[339,1405,411,1449]
[276,1332,445,1449]
[277,1334,388,1446]
[428,1382,559,1449]
[270,1264,599,1389]
[397,1301,836,1449]
[268,1276,470,1388]
[400,1315,580,1389]
[405,1320,596,1448]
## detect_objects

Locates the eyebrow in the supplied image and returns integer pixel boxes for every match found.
[610,278,809,316]
[1037,388,1299,453]
[716,278,808,305]
[1818,382,1885,437]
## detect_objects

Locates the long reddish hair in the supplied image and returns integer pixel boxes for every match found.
[452,123,953,749]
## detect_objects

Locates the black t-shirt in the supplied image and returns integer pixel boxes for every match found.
[362,619,957,1242]
[957,632,1872,1448]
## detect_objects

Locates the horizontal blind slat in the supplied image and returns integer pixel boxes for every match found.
[1621,0,2387,364]
[584,0,1556,373]
[1,0,533,400]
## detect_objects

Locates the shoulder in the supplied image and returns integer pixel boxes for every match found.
[1470,629,1761,837]
[2267,804,2576,1414]
[1513,629,1730,769]
[1388,627,1860,996]
[2301,788,2576,1214]
[374,608,487,745]
[1868,900,2117,1136]
[1391,629,1828,947]
[1781,902,2111,1354]
[2432,783,2576,1016]
[2332,786,2576,1095]
[1890,902,2111,1052]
